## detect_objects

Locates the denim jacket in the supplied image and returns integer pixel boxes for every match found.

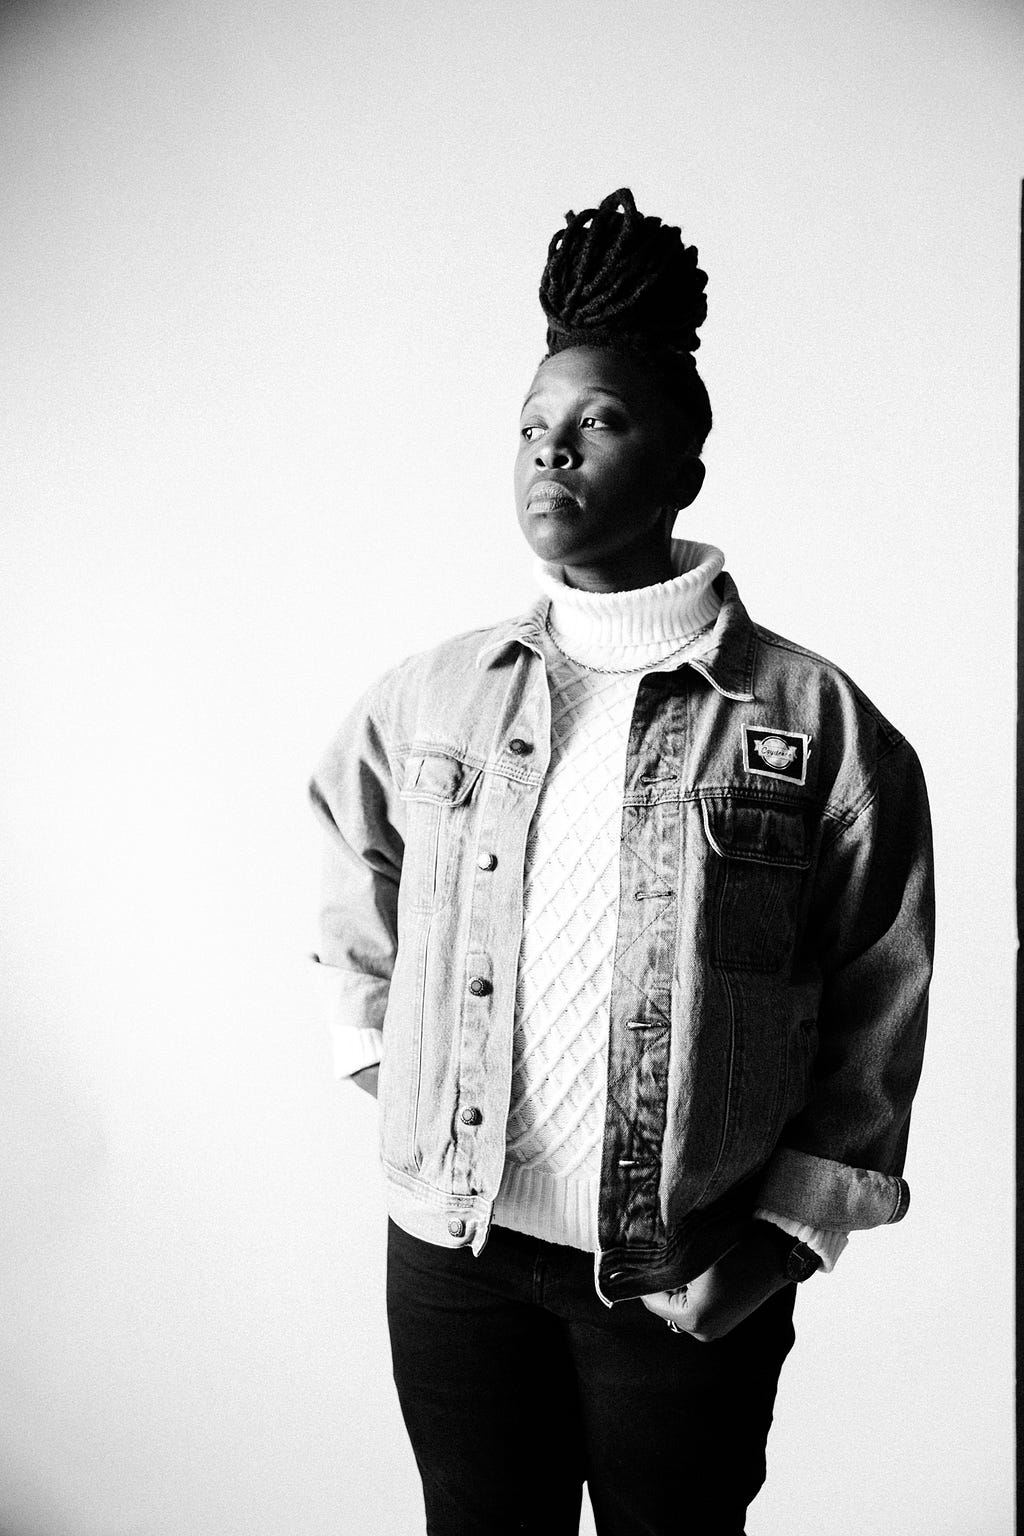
[310,574,934,1303]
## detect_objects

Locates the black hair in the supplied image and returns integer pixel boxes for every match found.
[538,188,712,454]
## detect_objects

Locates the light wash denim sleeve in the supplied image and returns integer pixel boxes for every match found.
[308,682,404,1076]
[757,736,934,1232]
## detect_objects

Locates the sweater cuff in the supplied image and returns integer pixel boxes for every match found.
[753,1207,849,1273]
[310,955,386,1078]
[330,1026,383,1080]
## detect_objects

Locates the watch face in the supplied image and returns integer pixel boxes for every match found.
[787,1242,822,1282]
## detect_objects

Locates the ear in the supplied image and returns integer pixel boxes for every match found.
[672,455,706,510]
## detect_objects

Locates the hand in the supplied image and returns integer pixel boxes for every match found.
[351,1064,380,1098]
[640,1220,793,1342]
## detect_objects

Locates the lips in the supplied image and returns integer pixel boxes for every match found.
[526,480,579,509]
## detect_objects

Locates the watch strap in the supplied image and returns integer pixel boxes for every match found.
[785,1238,823,1283]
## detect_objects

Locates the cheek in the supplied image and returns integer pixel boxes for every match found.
[513,443,531,489]
[632,444,676,501]
[602,446,665,505]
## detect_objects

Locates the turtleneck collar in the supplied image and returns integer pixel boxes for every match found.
[534,537,724,671]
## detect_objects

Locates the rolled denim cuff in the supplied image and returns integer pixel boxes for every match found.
[757,1147,910,1230]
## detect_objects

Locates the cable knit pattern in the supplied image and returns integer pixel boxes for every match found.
[493,541,723,1250]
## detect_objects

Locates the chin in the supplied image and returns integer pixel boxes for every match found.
[520,523,585,564]
[528,540,582,569]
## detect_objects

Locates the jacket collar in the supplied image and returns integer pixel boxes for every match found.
[475,572,757,702]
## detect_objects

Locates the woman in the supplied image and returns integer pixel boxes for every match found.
[310,189,934,1535]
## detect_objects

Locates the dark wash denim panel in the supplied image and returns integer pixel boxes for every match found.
[311,575,934,1302]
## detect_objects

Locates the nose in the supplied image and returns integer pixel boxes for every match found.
[535,423,579,469]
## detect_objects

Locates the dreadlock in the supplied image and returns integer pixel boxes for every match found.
[539,188,712,454]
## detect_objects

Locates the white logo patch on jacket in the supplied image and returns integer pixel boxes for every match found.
[742,726,810,785]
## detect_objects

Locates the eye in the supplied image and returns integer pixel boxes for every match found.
[520,423,544,442]
[580,415,609,431]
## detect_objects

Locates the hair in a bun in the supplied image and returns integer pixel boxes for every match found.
[539,188,712,453]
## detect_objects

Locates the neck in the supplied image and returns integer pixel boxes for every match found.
[555,530,676,593]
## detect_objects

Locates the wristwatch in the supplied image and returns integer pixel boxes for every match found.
[784,1238,823,1283]
[753,1219,823,1283]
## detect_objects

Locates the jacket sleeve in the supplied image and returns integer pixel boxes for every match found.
[757,736,934,1230]
[308,682,405,1078]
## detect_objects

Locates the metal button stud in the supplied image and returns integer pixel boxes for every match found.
[468,977,492,997]
[460,1107,482,1125]
[508,738,531,755]
[477,851,497,871]
[447,1219,466,1238]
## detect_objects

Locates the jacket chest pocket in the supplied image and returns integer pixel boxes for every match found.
[700,798,811,973]
[399,750,482,915]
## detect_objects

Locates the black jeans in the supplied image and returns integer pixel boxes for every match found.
[386,1219,797,1536]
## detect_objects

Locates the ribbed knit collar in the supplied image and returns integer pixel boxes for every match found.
[535,538,724,671]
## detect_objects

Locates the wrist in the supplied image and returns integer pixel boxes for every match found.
[750,1218,822,1283]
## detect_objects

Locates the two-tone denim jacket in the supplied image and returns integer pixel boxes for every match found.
[309,574,934,1304]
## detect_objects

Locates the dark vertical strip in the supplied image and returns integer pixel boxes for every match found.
[1016,178,1023,1531]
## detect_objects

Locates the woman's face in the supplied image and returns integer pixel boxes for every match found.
[514,345,701,586]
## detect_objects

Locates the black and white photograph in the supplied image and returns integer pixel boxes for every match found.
[1,3,1019,1533]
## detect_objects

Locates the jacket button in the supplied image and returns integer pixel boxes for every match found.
[468,976,492,997]
[508,738,531,755]
[447,1219,466,1238]
[460,1107,482,1125]
[477,851,497,871]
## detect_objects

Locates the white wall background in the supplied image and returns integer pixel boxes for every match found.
[1,2,1019,1532]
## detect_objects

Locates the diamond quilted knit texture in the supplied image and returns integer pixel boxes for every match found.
[505,649,641,1180]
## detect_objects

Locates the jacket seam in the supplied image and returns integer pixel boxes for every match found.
[752,628,907,750]
[820,787,878,853]
[366,683,402,792]
[394,739,489,770]
[818,734,919,852]
[392,740,541,787]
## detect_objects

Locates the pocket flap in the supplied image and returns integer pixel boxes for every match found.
[701,798,811,868]
[400,751,480,806]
